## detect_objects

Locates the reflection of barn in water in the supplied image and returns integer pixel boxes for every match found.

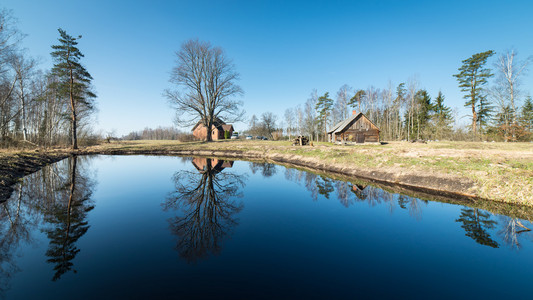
[351,183,367,200]
[192,157,234,174]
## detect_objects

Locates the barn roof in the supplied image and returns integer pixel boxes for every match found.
[327,112,362,134]
[327,112,379,135]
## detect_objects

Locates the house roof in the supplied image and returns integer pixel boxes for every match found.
[221,124,234,132]
[191,117,226,131]
[327,112,379,135]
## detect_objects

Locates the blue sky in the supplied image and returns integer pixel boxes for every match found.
[3,0,533,135]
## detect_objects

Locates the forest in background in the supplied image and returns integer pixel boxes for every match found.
[2,7,533,146]
[0,9,98,149]
[249,57,533,142]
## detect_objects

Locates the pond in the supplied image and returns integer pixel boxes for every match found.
[1,155,533,299]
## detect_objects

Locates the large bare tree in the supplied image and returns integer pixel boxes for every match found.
[491,50,531,140]
[165,39,244,141]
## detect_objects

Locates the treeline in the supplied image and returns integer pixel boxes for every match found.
[276,50,533,142]
[245,112,283,139]
[122,126,194,141]
[0,9,96,148]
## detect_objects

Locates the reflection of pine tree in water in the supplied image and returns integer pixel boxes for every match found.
[316,176,334,199]
[456,208,499,248]
[42,156,94,281]
[165,158,245,263]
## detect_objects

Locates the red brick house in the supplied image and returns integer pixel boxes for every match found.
[192,118,234,140]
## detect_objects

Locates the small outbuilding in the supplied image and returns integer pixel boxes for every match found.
[328,111,380,143]
[192,118,234,141]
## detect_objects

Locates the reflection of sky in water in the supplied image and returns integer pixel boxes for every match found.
[1,155,533,299]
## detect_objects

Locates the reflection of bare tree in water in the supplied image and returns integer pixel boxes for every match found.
[456,208,499,248]
[497,216,532,250]
[249,162,277,177]
[304,172,319,201]
[40,156,95,281]
[164,158,245,263]
[0,155,95,292]
[335,181,352,208]
[0,185,39,294]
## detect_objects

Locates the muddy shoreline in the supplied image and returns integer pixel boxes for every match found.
[1,148,532,219]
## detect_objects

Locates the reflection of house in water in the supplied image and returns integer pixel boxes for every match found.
[191,158,234,174]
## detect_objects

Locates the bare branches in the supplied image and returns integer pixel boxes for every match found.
[166,39,243,140]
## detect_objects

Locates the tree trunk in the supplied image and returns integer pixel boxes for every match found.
[206,118,213,142]
[68,51,78,149]
[70,69,78,150]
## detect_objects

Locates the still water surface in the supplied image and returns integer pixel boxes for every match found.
[1,155,533,299]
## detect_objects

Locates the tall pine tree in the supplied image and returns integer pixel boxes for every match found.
[454,50,494,136]
[50,29,95,149]
[315,92,333,141]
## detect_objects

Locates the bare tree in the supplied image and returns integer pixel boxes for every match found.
[492,50,531,140]
[284,108,294,140]
[0,9,24,73]
[495,50,530,120]
[304,89,318,141]
[406,77,419,141]
[165,39,244,141]
[334,84,352,123]
[261,112,277,139]
[11,53,36,141]
[295,104,303,135]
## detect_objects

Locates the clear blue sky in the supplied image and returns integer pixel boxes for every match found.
[3,0,533,135]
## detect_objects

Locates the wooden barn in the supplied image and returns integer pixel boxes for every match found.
[328,111,380,143]
[192,118,234,141]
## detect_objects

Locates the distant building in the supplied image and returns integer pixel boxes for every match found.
[192,118,234,140]
[327,111,380,143]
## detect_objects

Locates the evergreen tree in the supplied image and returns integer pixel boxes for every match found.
[348,89,366,112]
[404,89,432,140]
[477,94,494,134]
[315,92,333,141]
[454,50,495,135]
[520,96,533,134]
[50,29,95,149]
[431,91,453,140]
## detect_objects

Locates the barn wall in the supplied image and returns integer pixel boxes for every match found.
[333,116,380,143]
